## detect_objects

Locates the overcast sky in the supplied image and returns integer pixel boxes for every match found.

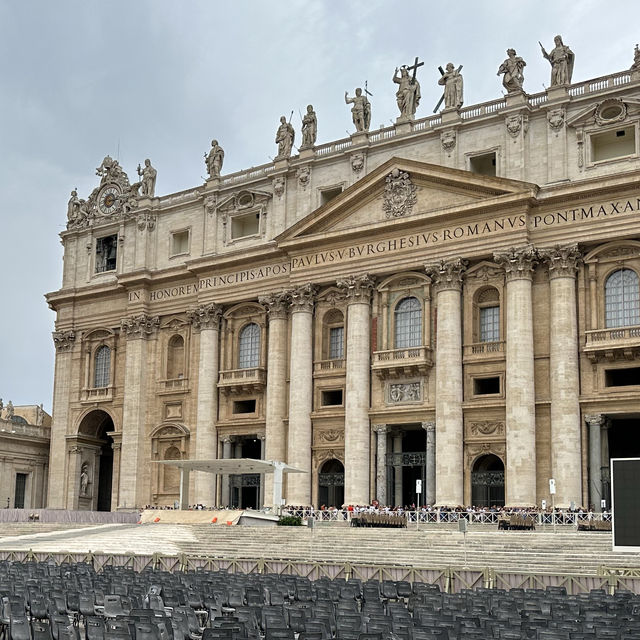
[1,0,639,411]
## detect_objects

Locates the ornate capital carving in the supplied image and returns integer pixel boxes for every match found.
[539,243,582,279]
[121,314,160,339]
[493,245,538,282]
[52,330,76,352]
[259,292,290,320]
[187,302,222,331]
[421,421,436,433]
[288,283,318,313]
[585,414,606,428]
[373,424,388,435]
[336,273,375,304]
[425,257,468,292]
[383,169,417,219]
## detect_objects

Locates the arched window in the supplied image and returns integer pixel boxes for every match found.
[394,297,422,348]
[238,323,260,368]
[163,446,181,492]
[94,346,111,388]
[167,335,185,379]
[323,309,344,360]
[477,287,500,343]
[605,269,640,328]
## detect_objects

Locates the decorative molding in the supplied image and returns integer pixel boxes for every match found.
[441,129,456,152]
[585,414,606,428]
[121,314,160,339]
[336,273,375,304]
[351,153,365,174]
[388,382,421,403]
[505,113,528,138]
[273,177,285,198]
[373,424,388,435]
[187,303,223,332]
[136,212,156,232]
[315,429,344,444]
[259,292,290,320]
[425,257,468,292]
[467,263,503,281]
[204,195,217,215]
[314,448,344,469]
[539,243,582,279]
[421,421,436,433]
[493,245,538,282]
[470,421,505,436]
[382,169,417,219]
[465,442,505,467]
[52,330,76,352]
[594,98,627,126]
[547,108,565,131]
[296,166,311,189]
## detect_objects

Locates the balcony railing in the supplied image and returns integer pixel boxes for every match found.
[218,367,266,393]
[371,346,432,378]
[313,359,346,375]
[584,325,640,361]
[463,341,505,359]
[159,377,189,393]
[81,386,114,403]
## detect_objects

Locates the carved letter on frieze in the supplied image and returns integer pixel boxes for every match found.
[120,314,160,339]
[425,257,468,292]
[52,330,76,352]
[538,243,582,279]
[493,245,538,281]
[259,292,290,320]
[187,303,222,331]
[336,273,375,303]
[382,169,417,219]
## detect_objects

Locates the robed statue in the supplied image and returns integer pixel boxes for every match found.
[540,35,574,86]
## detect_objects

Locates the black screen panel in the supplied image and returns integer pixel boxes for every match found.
[612,458,640,549]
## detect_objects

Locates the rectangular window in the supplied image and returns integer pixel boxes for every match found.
[469,152,497,176]
[321,389,343,406]
[95,235,117,273]
[233,399,256,414]
[473,377,500,395]
[329,326,344,359]
[320,186,343,206]
[605,368,640,387]
[171,230,190,256]
[231,212,260,239]
[479,306,500,342]
[14,473,27,509]
[591,126,636,162]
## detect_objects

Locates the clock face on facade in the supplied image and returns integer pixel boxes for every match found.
[98,185,120,214]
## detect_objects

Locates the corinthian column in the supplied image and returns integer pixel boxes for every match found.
[286,284,317,505]
[338,274,375,505]
[494,246,538,506]
[373,424,388,505]
[119,313,160,509]
[539,244,582,507]
[585,414,605,511]
[425,258,467,506]
[422,421,436,506]
[48,330,76,508]
[187,302,222,506]
[258,292,290,507]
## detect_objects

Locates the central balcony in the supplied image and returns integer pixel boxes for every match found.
[372,346,432,378]
[584,325,640,362]
[218,367,266,394]
[463,341,505,362]
[81,386,114,404]
[314,359,346,377]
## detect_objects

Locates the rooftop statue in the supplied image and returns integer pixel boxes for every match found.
[393,58,422,120]
[205,140,224,178]
[136,159,157,197]
[275,115,295,160]
[300,105,317,149]
[345,87,371,132]
[540,35,574,86]
[498,49,526,93]
[438,62,464,110]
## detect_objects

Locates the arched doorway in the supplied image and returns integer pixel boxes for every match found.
[77,410,115,511]
[318,459,344,508]
[471,454,505,507]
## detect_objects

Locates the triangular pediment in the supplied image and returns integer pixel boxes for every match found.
[276,158,537,247]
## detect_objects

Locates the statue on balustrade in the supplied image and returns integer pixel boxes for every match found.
[438,63,464,109]
[540,35,574,86]
[345,88,371,132]
[275,115,295,159]
[498,49,526,93]
[300,105,317,148]
[205,140,224,178]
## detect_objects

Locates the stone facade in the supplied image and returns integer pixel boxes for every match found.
[47,62,640,511]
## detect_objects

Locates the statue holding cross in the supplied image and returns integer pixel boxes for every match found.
[393,57,423,120]
[436,62,464,111]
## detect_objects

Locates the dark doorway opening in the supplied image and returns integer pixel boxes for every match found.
[605,417,640,506]
[471,454,505,507]
[318,459,344,508]
[230,436,262,509]
[77,410,114,511]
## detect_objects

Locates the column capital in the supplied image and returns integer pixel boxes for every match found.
[425,258,468,292]
[52,329,76,352]
[493,245,538,282]
[288,283,318,313]
[120,314,160,340]
[421,421,436,432]
[373,424,388,434]
[336,273,375,304]
[222,435,234,444]
[259,291,290,320]
[585,414,606,428]
[187,302,222,331]
[539,243,582,280]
